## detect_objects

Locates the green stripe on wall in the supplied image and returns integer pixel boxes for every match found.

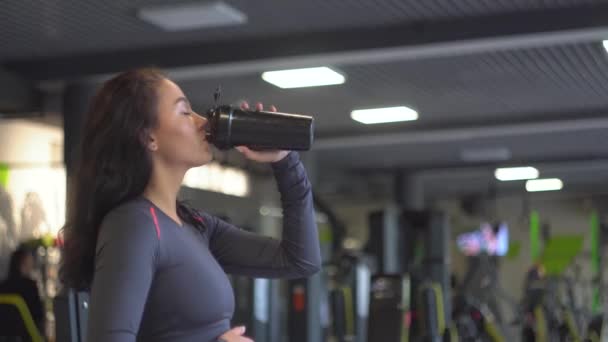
[530,211,540,262]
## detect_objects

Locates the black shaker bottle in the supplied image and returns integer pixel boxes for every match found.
[205,105,314,151]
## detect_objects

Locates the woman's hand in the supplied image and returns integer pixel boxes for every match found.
[236,101,290,163]
[218,326,254,342]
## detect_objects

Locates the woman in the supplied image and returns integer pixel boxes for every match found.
[60,68,321,342]
[0,245,45,335]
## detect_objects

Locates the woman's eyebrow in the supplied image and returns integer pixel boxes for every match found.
[174,96,191,107]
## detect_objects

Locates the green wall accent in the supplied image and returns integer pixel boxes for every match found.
[0,163,8,188]
[539,235,584,275]
[530,211,541,262]
[506,241,521,260]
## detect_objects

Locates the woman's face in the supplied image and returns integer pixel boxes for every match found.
[21,254,35,277]
[149,78,212,167]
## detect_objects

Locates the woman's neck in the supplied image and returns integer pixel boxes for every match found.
[143,160,187,225]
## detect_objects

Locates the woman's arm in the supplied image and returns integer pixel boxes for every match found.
[87,207,159,342]
[208,152,322,279]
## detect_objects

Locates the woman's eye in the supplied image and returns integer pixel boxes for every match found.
[182,111,191,115]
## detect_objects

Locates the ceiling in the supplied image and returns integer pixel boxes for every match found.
[0,0,601,60]
[2,0,608,201]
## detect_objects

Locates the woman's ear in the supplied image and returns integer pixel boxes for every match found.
[141,130,158,152]
[148,141,158,151]
[148,135,158,152]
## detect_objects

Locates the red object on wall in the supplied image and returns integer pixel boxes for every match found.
[292,285,306,312]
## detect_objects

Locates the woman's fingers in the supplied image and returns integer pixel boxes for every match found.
[240,101,277,112]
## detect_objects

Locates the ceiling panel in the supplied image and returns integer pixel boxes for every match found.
[0,0,603,60]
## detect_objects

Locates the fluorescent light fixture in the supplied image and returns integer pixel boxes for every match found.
[261,67,345,89]
[603,40,608,53]
[350,106,418,124]
[526,178,563,192]
[494,166,539,181]
[137,1,247,31]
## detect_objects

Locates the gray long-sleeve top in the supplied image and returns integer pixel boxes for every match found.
[87,152,321,342]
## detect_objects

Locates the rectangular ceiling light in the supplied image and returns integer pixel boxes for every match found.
[494,166,539,181]
[350,106,418,124]
[603,40,608,53]
[137,1,247,31]
[261,67,345,89]
[526,178,563,192]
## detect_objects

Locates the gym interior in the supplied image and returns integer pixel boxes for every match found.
[1,1,608,341]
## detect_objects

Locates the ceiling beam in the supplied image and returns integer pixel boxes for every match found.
[348,154,608,174]
[416,158,608,178]
[314,115,608,150]
[5,3,608,81]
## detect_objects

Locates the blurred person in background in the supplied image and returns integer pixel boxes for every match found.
[0,244,45,334]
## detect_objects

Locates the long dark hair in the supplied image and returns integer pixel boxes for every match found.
[60,68,205,290]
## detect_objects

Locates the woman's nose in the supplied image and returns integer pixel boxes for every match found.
[194,112,208,130]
